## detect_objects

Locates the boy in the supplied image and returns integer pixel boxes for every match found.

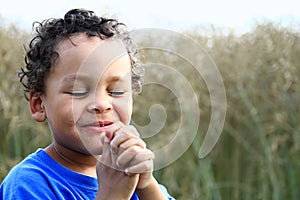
[0,8,174,199]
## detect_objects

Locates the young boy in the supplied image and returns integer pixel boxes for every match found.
[0,8,174,200]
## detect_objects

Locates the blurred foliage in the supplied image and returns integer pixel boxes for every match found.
[0,19,299,200]
[0,20,51,181]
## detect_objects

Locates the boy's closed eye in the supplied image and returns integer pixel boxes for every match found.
[107,90,126,96]
[65,90,89,97]
[64,89,126,97]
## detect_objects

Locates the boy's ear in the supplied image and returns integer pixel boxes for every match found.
[29,91,46,122]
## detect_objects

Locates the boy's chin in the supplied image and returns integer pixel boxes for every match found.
[78,136,104,155]
[77,142,103,156]
[82,147,103,156]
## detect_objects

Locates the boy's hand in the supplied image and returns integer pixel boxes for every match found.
[110,125,155,189]
[96,122,157,199]
[111,125,168,200]
[96,128,139,200]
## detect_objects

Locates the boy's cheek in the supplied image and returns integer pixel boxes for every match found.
[71,102,88,120]
[112,96,133,124]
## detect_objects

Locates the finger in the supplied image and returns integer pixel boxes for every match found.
[110,131,129,153]
[99,134,112,167]
[116,123,139,138]
[111,127,142,152]
[109,122,130,153]
[111,124,142,145]
[116,145,142,169]
[110,137,121,170]
[125,160,154,175]
[119,137,146,150]
[128,149,155,166]
[116,146,154,169]
[105,123,120,141]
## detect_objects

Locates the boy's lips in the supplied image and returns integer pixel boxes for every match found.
[81,120,115,133]
[98,121,113,127]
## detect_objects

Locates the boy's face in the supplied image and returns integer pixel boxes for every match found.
[33,34,133,155]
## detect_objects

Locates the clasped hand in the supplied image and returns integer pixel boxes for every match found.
[96,122,155,199]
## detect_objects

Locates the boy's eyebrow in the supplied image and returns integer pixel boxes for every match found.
[61,74,129,85]
[61,74,87,84]
[107,75,126,83]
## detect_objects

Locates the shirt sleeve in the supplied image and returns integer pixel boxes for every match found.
[0,172,57,200]
[159,184,176,200]
[130,184,175,200]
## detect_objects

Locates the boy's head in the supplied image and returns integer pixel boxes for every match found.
[19,8,144,155]
[19,8,144,99]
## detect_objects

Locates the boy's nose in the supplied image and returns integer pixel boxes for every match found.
[88,93,112,113]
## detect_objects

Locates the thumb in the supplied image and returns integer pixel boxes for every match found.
[105,130,114,141]
[99,134,112,167]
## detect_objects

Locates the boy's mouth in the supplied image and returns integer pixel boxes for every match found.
[81,121,114,133]
[98,121,113,127]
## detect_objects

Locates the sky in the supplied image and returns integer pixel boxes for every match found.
[0,0,299,34]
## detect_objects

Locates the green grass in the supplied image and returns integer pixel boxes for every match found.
[0,20,299,199]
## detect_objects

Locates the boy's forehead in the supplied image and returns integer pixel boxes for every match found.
[56,34,127,57]
[54,34,129,71]
[52,34,131,82]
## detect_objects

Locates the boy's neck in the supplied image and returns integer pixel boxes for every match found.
[45,143,98,177]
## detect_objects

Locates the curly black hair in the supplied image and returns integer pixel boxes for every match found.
[19,8,144,100]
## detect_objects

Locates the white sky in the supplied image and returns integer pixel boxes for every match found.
[0,0,299,34]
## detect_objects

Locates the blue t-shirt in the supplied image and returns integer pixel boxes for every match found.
[0,149,174,199]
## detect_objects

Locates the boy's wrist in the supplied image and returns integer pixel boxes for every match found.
[136,176,168,200]
[136,174,155,189]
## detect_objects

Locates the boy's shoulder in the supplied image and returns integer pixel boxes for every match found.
[3,149,48,179]
[0,149,57,198]
[0,149,98,199]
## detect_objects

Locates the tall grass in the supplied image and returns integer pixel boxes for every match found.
[0,22,51,180]
[0,20,299,199]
